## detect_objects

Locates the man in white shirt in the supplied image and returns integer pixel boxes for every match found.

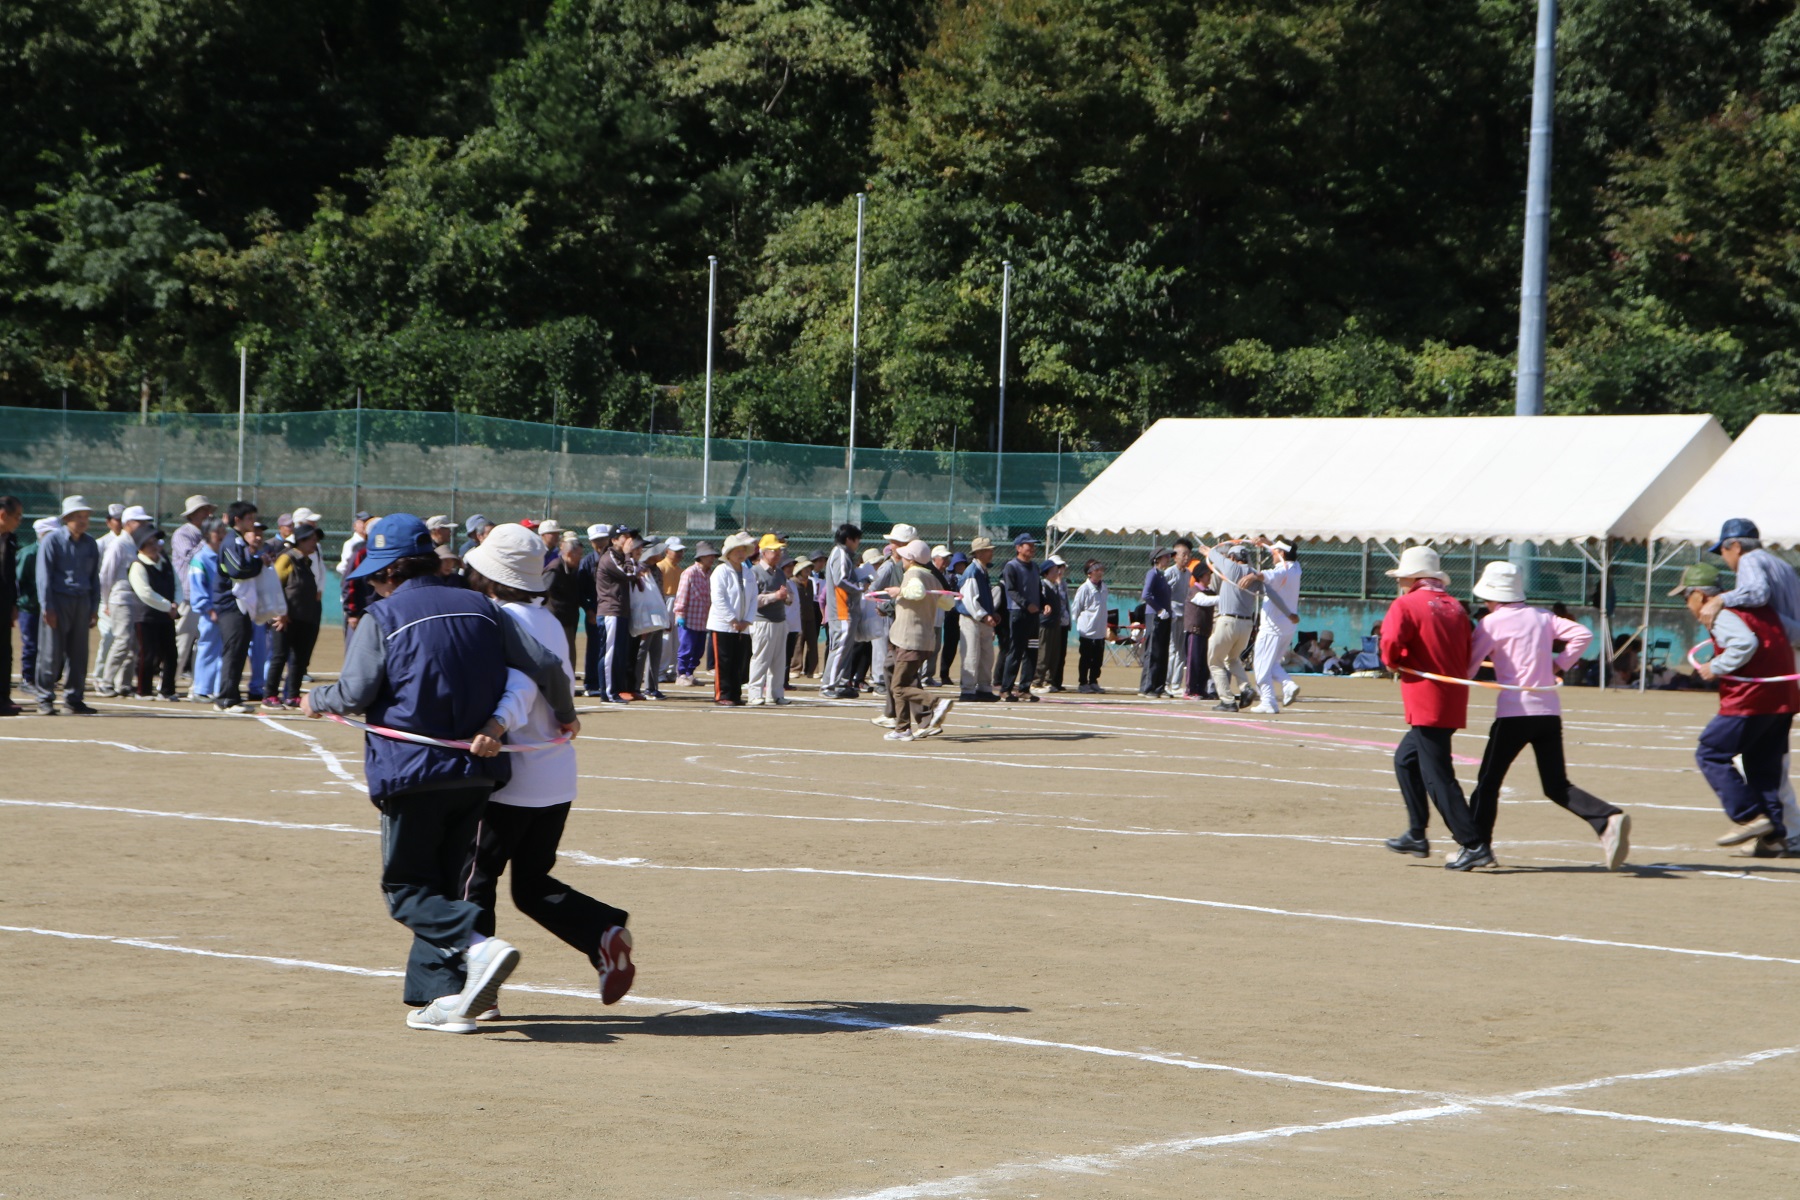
[1241,538,1303,714]
[96,505,152,695]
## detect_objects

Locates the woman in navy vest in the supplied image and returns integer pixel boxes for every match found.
[303,514,580,1034]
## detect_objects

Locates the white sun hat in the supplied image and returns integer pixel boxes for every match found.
[1472,561,1526,603]
[722,530,759,554]
[121,505,152,523]
[463,523,549,593]
[60,495,94,518]
[900,539,932,564]
[1385,545,1450,583]
[884,522,919,543]
[292,506,323,525]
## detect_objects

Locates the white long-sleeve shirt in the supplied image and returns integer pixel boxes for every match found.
[707,559,755,632]
[128,554,175,616]
[1260,560,1302,626]
[1072,579,1110,639]
[488,599,578,808]
[99,529,138,607]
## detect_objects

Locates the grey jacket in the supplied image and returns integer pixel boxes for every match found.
[1206,549,1261,619]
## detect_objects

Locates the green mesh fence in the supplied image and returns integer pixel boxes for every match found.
[0,405,1725,640]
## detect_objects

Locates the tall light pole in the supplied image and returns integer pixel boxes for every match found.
[235,344,247,498]
[1514,0,1557,416]
[702,254,717,503]
[845,192,866,510]
[994,261,1012,508]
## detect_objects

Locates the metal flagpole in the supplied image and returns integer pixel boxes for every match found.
[995,261,1012,509]
[703,255,718,503]
[351,387,362,523]
[1514,0,1556,416]
[236,345,247,499]
[845,193,865,511]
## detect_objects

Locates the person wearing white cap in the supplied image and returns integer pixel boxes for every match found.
[425,515,455,547]
[461,524,636,1015]
[745,534,792,706]
[880,540,958,739]
[95,504,154,695]
[92,504,124,681]
[866,525,917,721]
[1378,545,1486,870]
[34,496,102,714]
[168,495,216,679]
[1238,537,1302,715]
[1203,541,1259,710]
[708,532,758,704]
[1464,560,1630,869]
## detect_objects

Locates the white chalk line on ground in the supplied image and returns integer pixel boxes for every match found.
[253,714,366,790]
[0,922,1405,1096]
[8,796,1794,960]
[0,734,316,763]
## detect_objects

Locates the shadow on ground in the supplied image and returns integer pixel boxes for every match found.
[486,1000,1029,1046]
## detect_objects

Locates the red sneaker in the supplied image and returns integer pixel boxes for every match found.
[598,925,635,1005]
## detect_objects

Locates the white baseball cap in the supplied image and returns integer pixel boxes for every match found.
[587,523,611,541]
[292,506,322,525]
[664,536,685,552]
[121,505,152,523]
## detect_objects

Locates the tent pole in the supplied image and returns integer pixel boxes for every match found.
[1640,539,1653,692]
[1598,538,1609,692]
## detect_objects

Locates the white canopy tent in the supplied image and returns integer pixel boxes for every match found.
[1049,415,1730,690]
[1653,413,1800,549]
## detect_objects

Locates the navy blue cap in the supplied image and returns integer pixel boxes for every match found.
[1709,518,1760,554]
[348,514,434,579]
[1013,532,1039,546]
[949,552,970,569]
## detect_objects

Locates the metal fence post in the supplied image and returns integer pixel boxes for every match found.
[450,409,460,526]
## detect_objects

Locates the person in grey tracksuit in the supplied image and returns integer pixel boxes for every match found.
[35,498,102,713]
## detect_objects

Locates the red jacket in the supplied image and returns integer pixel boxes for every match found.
[1381,583,1471,729]
[1716,605,1800,717]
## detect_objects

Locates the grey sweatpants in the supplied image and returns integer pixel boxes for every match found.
[38,595,94,703]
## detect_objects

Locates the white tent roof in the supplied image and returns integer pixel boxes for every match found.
[1654,413,1800,548]
[1049,415,1728,545]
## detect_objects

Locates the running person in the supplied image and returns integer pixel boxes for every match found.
[1464,561,1630,870]
[461,524,634,1016]
[302,514,579,1034]
[1241,538,1300,714]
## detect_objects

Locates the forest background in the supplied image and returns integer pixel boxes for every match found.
[3,0,1798,452]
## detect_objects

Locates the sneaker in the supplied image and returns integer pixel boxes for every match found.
[772,697,793,706]
[474,1007,503,1022]
[1445,844,1497,871]
[745,697,768,707]
[582,688,604,697]
[679,675,700,687]
[1717,817,1776,847]
[1244,702,1279,715]
[1002,692,1020,703]
[1599,812,1631,871]
[407,996,479,1034]
[36,700,56,716]
[927,698,955,730]
[452,938,520,1019]
[1385,832,1430,858]
[1211,701,1238,712]
[871,715,897,729]
[66,700,98,715]
[598,925,635,1005]
[186,693,214,704]
[914,724,943,738]
[1732,833,1785,859]
[649,690,668,700]
[883,729,916,742]
[1281,681,1300,705]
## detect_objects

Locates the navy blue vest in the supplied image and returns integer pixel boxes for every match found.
[362,576,512,800]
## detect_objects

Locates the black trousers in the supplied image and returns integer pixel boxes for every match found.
[467,801,628,966]
[265,618,321,701]
[712,629,751,702]
[378,784,490,1006]
[1139,611,1171,694]
[1395,726,1478,847]
[937,615,960,681]
[1182,632,1213,697]
[0,602,13,703]
[1035,624,1068,687]
[134,614,177,697]
[992,616,1010,689]
[1078,636,1105,686]
[1002,610,1040,692]
[1469,715,1621,841]
[215,606,253,706]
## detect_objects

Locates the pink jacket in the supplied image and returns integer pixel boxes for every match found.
[1468,603,1590,719]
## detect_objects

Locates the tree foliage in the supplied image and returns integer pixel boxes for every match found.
[1,0,1796,442]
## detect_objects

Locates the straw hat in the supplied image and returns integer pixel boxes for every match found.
[1386,546,1450,583]
[968,536,995,553]
[464,523,549,593]
[1472,561,1525,603]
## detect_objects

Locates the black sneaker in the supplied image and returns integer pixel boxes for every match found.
[1445,844,1496,871]
[1385,833,1430,858]
[1211,701,1239,712]
[66,700,98,715]
[37,699,56,716]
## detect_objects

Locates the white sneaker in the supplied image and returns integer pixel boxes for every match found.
[407,996,479,1034]
[883,729,915,742]
[1245,702,1280,715]
[453,938,520,1019]
[474,1007,503,1022]
[927,698,955,729]
[773,697,792,706]
[871,716,896,729]
[1599,811,1631,870]
[913,725,942,738]
[679,675,699,687]
[1281,681,1300,705]
[745,697,767,707]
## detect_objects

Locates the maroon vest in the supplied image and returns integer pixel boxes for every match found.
[1715,605,1800,717]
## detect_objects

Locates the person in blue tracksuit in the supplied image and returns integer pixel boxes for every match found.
[302,514,579,1034]
[186,521,228,701]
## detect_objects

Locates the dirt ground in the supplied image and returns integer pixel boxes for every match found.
[5,630,1800,1198]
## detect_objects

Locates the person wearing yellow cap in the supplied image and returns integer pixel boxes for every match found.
[746,533,793,705]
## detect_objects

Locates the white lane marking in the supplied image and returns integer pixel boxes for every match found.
[1482,1098,1800,1143]
[1511,1044,1800,1099]
[0,798,374,836]
[0,923,1405,1096]
[0,735,314,763]
[255,714,365,791]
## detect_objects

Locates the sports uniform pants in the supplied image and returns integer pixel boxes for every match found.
[1077,636,1104,687]
[1168,616,1187,691]
[638,629,665,695]
[712,630,751,703]
[1469,715,1621,842]
[958,615,996,697]
[677,625,707,677]
[1138,611,1170,694]
[822,618,854,691]
[134,613,178,698]
[36,596,93,704]
[1253,614,1294,711]
[215,606,252,706]
[936,615,960,683]
[380,783,488,1006]
[1207,614,1253,702]
[175,603,199,677]
[1035,625,1067,688]
[265,618,320,702]
[1697,713,1792,837]
[583,609,602,691]
[1003,610,1039,693]
[100,597,137,693]
[191,610,223,696]
[18,610,39,696]
[1395,725,1479,847]
[747,618,787,703]
[465,800,628,966]
[596,614,627,699]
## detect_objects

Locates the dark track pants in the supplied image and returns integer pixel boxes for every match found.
[378,784,489,1006]
[134,614,178,697]
[712,630,751,703]
[1002,610,1039,693]
[937,615,960,682]
[1078,636,1105,687]
[1696,713,1792,836]
[18,611,39,696]
[1395,725,1478,848]
[37,596,93,703]
[1035,625,1067,688]
[1469,715,1621,842]
[466,801,628,967]
[216,606,252,706]
[1138,611,1171,694]
[265,618,320,702]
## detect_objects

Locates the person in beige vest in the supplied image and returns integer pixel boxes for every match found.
[881,540,959,741]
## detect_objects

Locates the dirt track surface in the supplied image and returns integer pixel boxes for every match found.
[6,648,1800,1198]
